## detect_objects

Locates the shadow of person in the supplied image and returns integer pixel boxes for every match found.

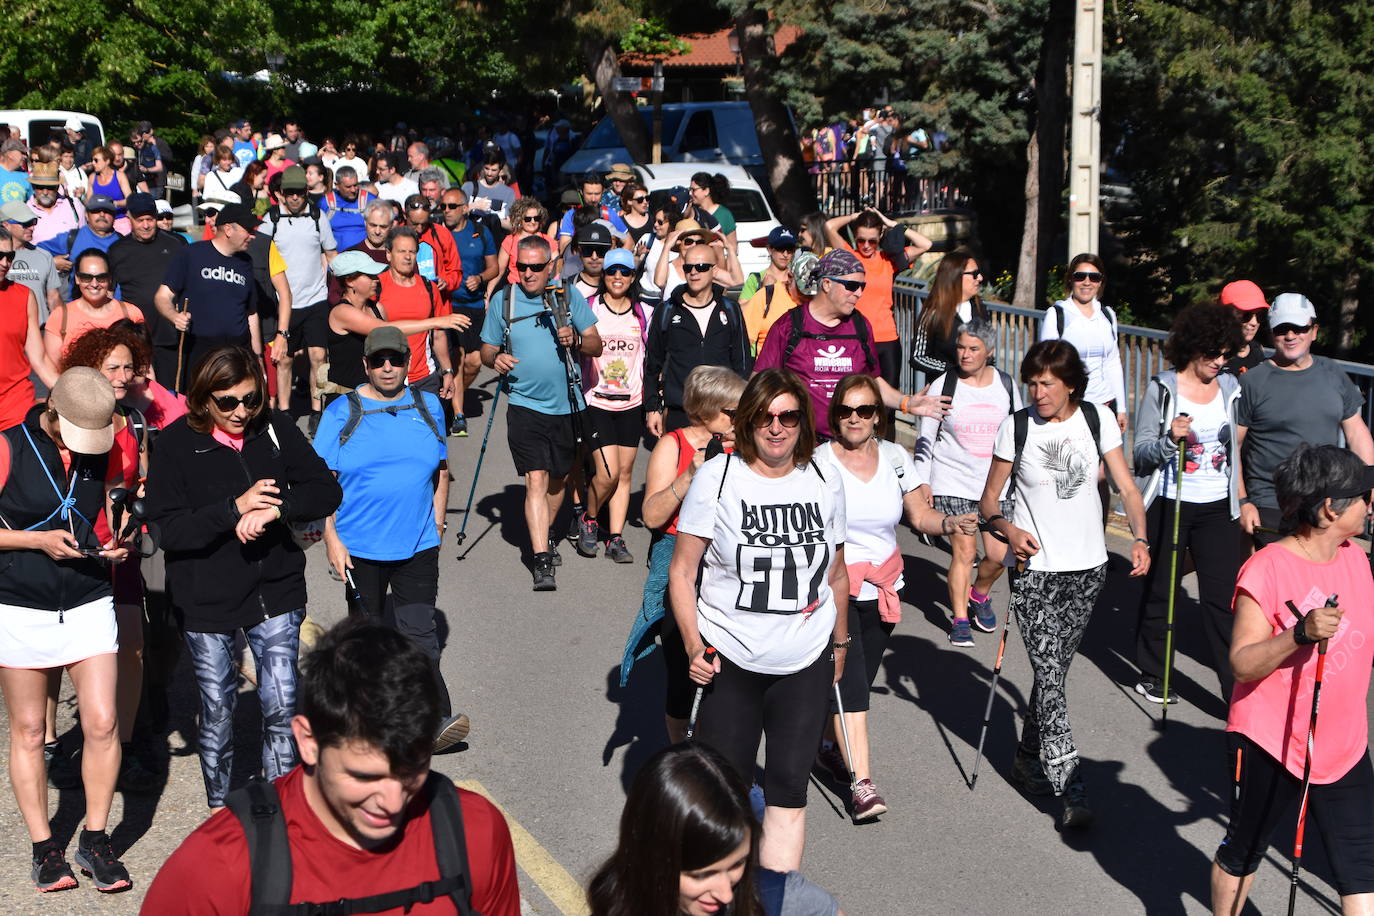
[452,484,521,562]
[601,661,669,792]
[900,552,956,635]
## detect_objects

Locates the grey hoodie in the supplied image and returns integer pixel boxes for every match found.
[1131,368,1242,518]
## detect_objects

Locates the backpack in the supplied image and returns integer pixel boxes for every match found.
[1007,403,1104,492]
[323,188,375,215]
[268,201,325,237]
[781,306,878,371]
[935,369,1016,443]
[338,386,443,447]
[1051,302,1117,340]
[226,773,477,916]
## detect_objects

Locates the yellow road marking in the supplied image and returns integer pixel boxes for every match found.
[457,779,591,916]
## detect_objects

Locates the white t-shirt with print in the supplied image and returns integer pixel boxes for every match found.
[1160,388,1230,504]
[677,455,847,675]
[816,441,915,601]
[915,371,1022,500]
[993,401,1122,573]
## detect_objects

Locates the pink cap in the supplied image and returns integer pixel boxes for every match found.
[1220,280,1267,312]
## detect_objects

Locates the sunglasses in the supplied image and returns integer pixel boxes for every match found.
[442,202,465,210]
[579,247,606,259]
[855,237,880,247]
[1236,311,1261,323]
[682,262,714,274]
[1201,349,1231,361]
[752,409,803,429]
[629,195,648,204]
[0,250,14,262]
[1273,323,1313,336]
[203,208,221,219]
[75,271,111,283]
[604,266,635,277]
[284,190,306,197]
[828,277,866,292]
[521,215,542,224]
[836,403,879,420]
[366,350,407,369]
[211,391,263,411]
[963,269,985,279]
[517,260,550,273]
[1070,270,1103,283]
[721,407,737,419]
[156,214,175,220]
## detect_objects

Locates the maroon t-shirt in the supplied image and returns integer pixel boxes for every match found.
[754,307,879,437]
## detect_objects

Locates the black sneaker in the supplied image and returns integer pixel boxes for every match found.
[574,512,600,558]
[117,747,162,794]
[74,830,132,893]
[450,415,468,437]
[605,534,633,564]
[44,741,81,791]
[433,713,471,752]
[532,553,557,591]
[31,842,78,892]
[1060,776,1094,829]
[1134,679,1179,705]
[546,530,563,567]
[1011,750,1055,796]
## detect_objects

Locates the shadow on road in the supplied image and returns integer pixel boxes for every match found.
[601,659,668,793]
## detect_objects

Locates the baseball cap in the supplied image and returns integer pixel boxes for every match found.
[48,367,116,455]
[767,226,797,249]
[63,117,84,133]
[263,133,286,150]
[198,191,241,211]
[29,162,61,187]
[574,222,613,250]
[126,192,157,217]
[279,165,307,191]
[603,248,635,272]
[232,118,251,129]
[1269,293,1317,329]
[363,325,408,357]
[215,202,261,232]
[1220,280,1268,312]
[136,120,153,135]
[330,250,387,277]
[0,201,36,223]
[155,199,174,216]
[85,194,117,214]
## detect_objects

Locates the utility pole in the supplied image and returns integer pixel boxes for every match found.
[1067,0,1101,256]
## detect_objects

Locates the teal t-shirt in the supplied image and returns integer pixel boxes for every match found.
[481,285,597,415]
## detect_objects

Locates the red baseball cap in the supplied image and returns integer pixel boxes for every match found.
[1220,280,1267,312]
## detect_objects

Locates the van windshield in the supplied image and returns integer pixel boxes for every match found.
[582,111,685,150]
[726,189,771,223]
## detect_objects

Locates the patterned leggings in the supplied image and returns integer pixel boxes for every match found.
[1010,564,1107,795]
[184,609,305,807]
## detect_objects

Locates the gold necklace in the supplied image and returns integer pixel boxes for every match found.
[1294,534,1331,563]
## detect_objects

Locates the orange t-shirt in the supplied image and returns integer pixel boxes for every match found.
[842,241,897,343]
[377,273,448,383]
[45,300,146,356]
[0,281,35,429]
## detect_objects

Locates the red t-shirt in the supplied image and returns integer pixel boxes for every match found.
[841,241,897,343]
[378,273,448,383]
[142,766,521,916]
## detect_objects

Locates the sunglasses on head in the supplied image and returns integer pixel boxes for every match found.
[407,201,429,210]
[752,409,803,429]
[682,262,714,274]
[828,277,866,292]
[211,391,262,412]
[604,266,635,277]
[836,403,879,420]
[1070,270,1103,283]
[517,260,550,273]
[1274,323,1313,336]
[366,350,407,369]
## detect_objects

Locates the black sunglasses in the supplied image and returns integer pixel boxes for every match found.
[366,350,408,369]
[517,260,550,273]
[579,247,606,258]
[604,266,635,277]
[963,269,985,279]
[0,250,14,262]
[407,201,430,210]
[1201,349,1231,360]
[1273,323,1313,336]
[836,403,879,420]
[628,195,649,203]
[1070,270,1103,283]
[211,391,263,411]
[721,407,737,419]
[442,202,465,210]
[75,271,112,283]
[682,262,713,274]
[752,409,803,429]
[828,277,866,292]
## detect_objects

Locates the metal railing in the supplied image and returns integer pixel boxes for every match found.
[810,158,969,217]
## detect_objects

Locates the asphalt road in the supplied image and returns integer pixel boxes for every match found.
[0,374,1364,915]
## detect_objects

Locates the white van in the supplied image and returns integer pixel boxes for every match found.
[560,102,767,185]
[0,110,105,150]
[633,163,781,280]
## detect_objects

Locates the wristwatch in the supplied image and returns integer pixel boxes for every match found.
[440,368,454,375]
[274,330,287,339]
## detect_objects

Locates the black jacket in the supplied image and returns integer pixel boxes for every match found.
[644,284,751,413]
[144,410,341,633]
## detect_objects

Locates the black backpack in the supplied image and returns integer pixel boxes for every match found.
[337,387,443,447]
[934,369,1016,443]
[1050,302,1118,340]
[781,306,878,370]
[226,773,478,916]
[1007,403,1104,488]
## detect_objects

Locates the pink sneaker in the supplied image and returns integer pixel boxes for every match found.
[851,778,888,821]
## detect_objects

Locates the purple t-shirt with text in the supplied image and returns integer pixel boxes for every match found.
[754,307,879,438]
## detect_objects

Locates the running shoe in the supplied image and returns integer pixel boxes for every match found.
[1011,751,1055,796]
[116,747,161,794]
[433,713,471,753]
[74,830,132,893]
[44,741,80,791]
[605,535,633,564]
[450,415,468,437]
[532,553,556,591]
[575,512,600,558]
[546,530,563,566]
[1060,776,1094,829]
[1134,679,1179,705]
[815,743,850,785]
[969,594,998,633]
[32,842,78,893]
[851,779,888,821]
[948,617,975,648]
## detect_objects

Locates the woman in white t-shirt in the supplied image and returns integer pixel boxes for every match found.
[980,340,1149,831]
[816,374,976,823]
[670,368,847,873]
[1130,304,1244,704]
[914,318,1021,649]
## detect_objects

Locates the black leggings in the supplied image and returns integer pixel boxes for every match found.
[830,599,894,713]
[697,647,834,808]
[1215,733,1374,894]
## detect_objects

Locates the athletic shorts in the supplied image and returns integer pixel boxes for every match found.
[287,300,330,352]
[932,495,1015,532]
[588,405,643,450]
[507,404,579,478]
[452,307,486,353]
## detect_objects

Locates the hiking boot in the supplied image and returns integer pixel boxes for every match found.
[117,747,161,794]
[851,778,888,821]
[948,617,975,648]
[433,713,471,753]
[44,741,80,791]
[31,841,78,892]
[1060,776,1094,829]
[74,829,132,893]
[1135,679,1179,705]
[969,594,998,632]
[450,415,468,437]
[1011,751,1055,797]
[532,553,556,591]
[815,743,850,785]
[574,512,600,558]
[605,535,633,564]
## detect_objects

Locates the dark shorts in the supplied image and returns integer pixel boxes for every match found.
[507,403,579,478]
[588,405,643,450]
[287,300,330,352]
[452,306,486,353]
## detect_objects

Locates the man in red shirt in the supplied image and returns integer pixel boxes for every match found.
[143,618,521,915]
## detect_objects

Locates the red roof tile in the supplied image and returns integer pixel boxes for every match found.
[622,24,802,70]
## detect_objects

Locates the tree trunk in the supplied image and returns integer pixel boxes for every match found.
[584,39,651,165]
[733,5,817,224]
[1013,130,1040,309]
[1338,265,1360,356]
[1014,0,1074,311]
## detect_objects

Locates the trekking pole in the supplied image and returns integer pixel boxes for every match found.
[1160,432,1187,726]
[174,297,189,393]
[547,286,611,478]
[685,647,717,740]
[1286,593,1338,916]
[344,569,370,617]
[971,556,1023,790]
[833,683,858,791]
[456,288,515,554]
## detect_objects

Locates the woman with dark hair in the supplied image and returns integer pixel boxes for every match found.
[588,742,842,916]
[1131,303,1245,704]
[618,179,652,245]
[980,339,1149,829]
[144,347,341,810]
[1212,444,1374,916]
[669,368,848,872]
[1039,252,1126,433]
[44,249,144,366]
[88,146,132,229]
[690,172,736,247]
[910,246,990,376]
[638,205,680,310]
[1218,280,1269,376]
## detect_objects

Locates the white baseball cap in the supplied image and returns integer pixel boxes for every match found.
[1269,292,1317,329]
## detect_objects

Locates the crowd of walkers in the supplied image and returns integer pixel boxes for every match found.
[2,114,1374,916]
